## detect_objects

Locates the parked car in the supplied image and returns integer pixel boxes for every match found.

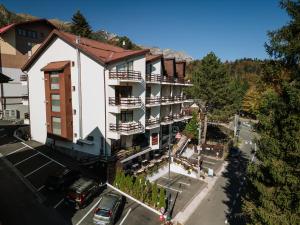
[65,177,104,209]
[45,169,80,191]
[93,192,123,225]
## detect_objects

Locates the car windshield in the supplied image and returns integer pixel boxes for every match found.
[95,209,110,217]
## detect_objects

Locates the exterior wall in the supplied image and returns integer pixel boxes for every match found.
[0,28,16,55]
[163,58,175,77]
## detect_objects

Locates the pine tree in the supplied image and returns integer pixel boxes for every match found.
[183,112,199,140]
[242,1,300,224]
[70,10,92,38]
[151,182,158,207]
[159,188,166,209]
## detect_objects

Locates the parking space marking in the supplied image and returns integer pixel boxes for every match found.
[178,181,190,186]
[24,161,52,178]
[6,146,27,156]
[13,152,40,166]
[20,142,66,168]
[53,198,64,209]
[75,198,102,225]
[119,208,132,225]
[37,185,45,191]
[203,160,216,165]
[157,183,182,193]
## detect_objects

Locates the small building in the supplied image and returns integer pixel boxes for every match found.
[0,19,56,121]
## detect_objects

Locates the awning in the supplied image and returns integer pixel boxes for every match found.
[0,72,12,83]
[120,147,152,163]
[41,61,70,72]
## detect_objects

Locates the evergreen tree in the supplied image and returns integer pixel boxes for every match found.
[187,52,237,120]
[151,182,158,207]
[158,188,166,209]
[183,112,199,140]
[70,10,92,38]
[242,1,300,224]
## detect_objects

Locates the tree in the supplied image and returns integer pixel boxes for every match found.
[187,52,242,121]
[242,1,300,224]
[158,187,166,209]
[151,182,158,208]
[70,10,92,38]
[183,111,199,141]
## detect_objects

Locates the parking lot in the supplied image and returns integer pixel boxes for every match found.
[0,127,160,225]
[154,172,207,217]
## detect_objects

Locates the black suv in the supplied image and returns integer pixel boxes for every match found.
[65,177,104,209]
[45,169,80,191]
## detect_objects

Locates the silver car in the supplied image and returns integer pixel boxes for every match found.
[93,192,123,225]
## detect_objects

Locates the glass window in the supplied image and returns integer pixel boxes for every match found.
[51,94,60,112]
[50,72,60,90]
[116,63,126,72]
[127,61,133,71]
[52,117,61,135]
[120,110,133,122]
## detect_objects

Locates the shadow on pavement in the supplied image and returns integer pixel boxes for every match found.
[222,147,249,225]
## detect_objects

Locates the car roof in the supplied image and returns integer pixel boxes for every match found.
[69,177,94,193]
[98,193,121,210]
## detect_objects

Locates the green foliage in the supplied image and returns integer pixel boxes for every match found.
[0,4,26,27]
[187,52,247,121]
[109,36,141,50]
[242,1,300,224]
[158,187,166,209]
[151,182,158,207]
[70,10,92,38]
[183,112,199,140]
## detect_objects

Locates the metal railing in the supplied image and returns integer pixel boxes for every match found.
[146,74,161,82]
[109,70,142,81]
[161,115,173,123]
[146,96,161,105]
[109,121,143,133]
[109,97,141,107]
[173,113,184,120]
[161,96,173,103]
[174,78,185,84]
[24,113,30,119]
[161,76,174,83]
[146,118,160,126]
[173,95,183,102]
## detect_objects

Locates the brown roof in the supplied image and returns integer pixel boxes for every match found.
[41,61,70,72]
[0,19,56,35]
[163,58,176,77]
[175,61,186,78]
[22,30,150,71]
[146,54,163,62]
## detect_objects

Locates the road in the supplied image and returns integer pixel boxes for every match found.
[186,121,256,225]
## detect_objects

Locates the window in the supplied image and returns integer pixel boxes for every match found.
[152,133,158,145]
[116,61,133,72]
[52,117,61,135]
[51,94,60,112]
[50,72,60,90]
[146,108,151,119]
[120,110,133,123]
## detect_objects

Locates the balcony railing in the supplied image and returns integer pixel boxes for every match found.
[161,96,173,104]
[146,74,161,83]
[174,78,185,84]
[161,76,174,83]
[173,96,183,102]
[22,96,28,100]
[24,113,30,119]
[146,96,161,105]
[173,113,184,120]
[161,115,173,123]
[109,71,142,81]
[109,97,141,107]
[20,75,28,81]
[109,121,143,133]
[146,118,160,127]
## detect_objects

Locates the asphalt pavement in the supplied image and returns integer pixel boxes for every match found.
[186,121,256,225]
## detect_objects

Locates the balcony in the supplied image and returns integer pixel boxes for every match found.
[161,76,174,85]
[146,97,161,107]
[109,97,142,110]
[173,95,184,104]
[183,109,193,120]
[145,118,160,129]
[146,74,161,84]
[183,95,193,103]
[109,121,143,136]
[174,77,185,86]
[160,115,173,125]
[108,70,142,85]
[161,96,173,105]
[173,113,185,122]
[184,79,193,86]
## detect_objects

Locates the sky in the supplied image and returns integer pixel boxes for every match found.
[1,0,289,61]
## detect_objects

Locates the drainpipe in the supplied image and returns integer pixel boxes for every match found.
[76,36,83,139]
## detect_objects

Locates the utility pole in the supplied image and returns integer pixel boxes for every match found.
[168,124,172,179]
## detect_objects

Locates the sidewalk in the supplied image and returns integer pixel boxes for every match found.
[173,161,228,225]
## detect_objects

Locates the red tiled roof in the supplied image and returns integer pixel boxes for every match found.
[146,54,163,62]
[41,61,70,71]
[0,19,56,35]
[22,30,150,71]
